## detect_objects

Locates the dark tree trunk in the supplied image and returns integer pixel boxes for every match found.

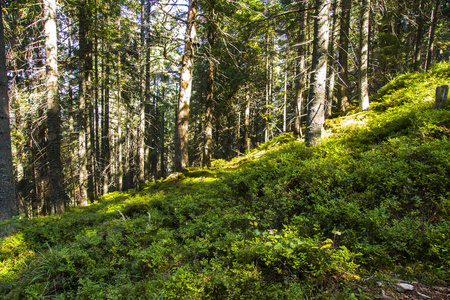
[0,8,17,220]
[203,18,215,167]
[337,0,352,111]
[425,0,440,71]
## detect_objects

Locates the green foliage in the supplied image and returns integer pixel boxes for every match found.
[1,64,450,298]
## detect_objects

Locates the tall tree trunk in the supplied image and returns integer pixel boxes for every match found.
[359,0,370,111]
[138,0,147,183]
[425,0,440,71]
[159,85,165,179]
[203,18,215,167]
[44,0,66,214]
[244,84,251,153]
[326,0,339,117]
[117,54,123,191]
[305,0,330,147]
[337,0,351,111]
[101,55,110,195]
[413,0,425,71]
[283,69,287,132]
[293,0,308,139]
[78,0,91,205]
[0,7,17,221]
[174,0,198,171]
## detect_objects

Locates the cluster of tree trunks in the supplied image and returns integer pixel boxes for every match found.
[0,0,447,219]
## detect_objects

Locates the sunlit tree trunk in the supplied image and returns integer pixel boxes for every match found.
[45,0,66,214]
[244,84,251,153]
[326,0,339,117]
[78,0,91,205]
[293,0,308,139]
[0,7,17,220]
[359,0,370,111]
[337,0,351,111]
[305,0,330,147]
[174,0,198,171]
[138,0,146,183]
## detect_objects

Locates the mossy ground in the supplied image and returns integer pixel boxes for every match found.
[1,63,450,299]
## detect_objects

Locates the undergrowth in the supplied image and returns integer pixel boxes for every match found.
[1,63,449,299]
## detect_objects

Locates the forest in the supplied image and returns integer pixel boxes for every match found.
[0,0,450,298]
[0,0,448,218]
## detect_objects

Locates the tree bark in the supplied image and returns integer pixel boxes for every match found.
[326,0,339,117]
[413,0,425,71]
[337,0,351,111]
[425,0,440,71]
[305,0,330,147]
[359,0,370,111]
[0,7,17,220]
[44,0,66,214]
[138,0,147,183]
[174,0,198,171]
[293,0,308,139]
[203,16,215,167]
[78,0,91,205]
[101,53,110,195]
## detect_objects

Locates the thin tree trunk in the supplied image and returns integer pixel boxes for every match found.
[78,0,90,205]
[138,0,146,183]
[244,85,251,153]
[174,0,198,171]
[0,7,17,220]
[117,54,123,191]
[293,0,308,139]
[337,0,351,111]
[102,54,110,195]
[44,0,66,214]
[413,0,425,71]
[359,0,370,111]
[203,20,215,167]
[305,0,330,147]
[326,0,339,117]
[425,0,440,71]
[283,69,287,132]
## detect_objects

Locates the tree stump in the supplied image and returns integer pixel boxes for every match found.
[433,85,449,109]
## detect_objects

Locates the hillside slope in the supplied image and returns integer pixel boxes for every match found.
[1,63,450,299]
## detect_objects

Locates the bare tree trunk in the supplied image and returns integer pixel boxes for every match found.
[78,0,90,205]
[44,0,66,214]
[359,0,370,111]
[305,0,330,147]
[203,19,215,167]
[283,69,287,132]
[101,54,110,195]
[117,54,123,191]
[138,0,147,183]
[413,0,425,71]
[326,0,339,117]
[244,85,251,153]
[0,7,17,220]
[337,0,351,111]
[174,0,198,171]
[425,0,440,71]
[293,0,308,139]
